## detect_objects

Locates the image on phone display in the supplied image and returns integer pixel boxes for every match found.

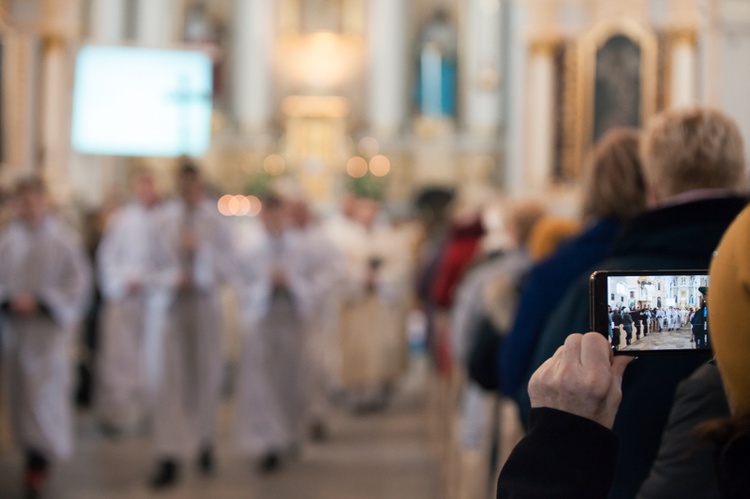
[590,270,710,354]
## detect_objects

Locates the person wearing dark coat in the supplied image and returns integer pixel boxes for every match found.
[496,201,750,499]
[692,288,709,349]
[621,308,634,346]
[515,108,748,498]
[499,129,646,399]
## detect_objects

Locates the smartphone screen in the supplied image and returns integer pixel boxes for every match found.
[590,270,710,354]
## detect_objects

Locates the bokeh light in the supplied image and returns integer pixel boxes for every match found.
[263,154,286,176]
[217,194,233,216]
[358,136,380,157]
[247,195,262,217]
[369,155,391,177]
[346,156,368,178]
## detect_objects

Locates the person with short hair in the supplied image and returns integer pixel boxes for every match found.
[497,203,750,498]
[148,162,235,489]
[500,128,647,401]
[0,177,92,498]
[233,194,317,473]
[95,170,170,434]
[519,107,748,497]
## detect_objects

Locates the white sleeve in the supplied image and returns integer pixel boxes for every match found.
[39,235,93,329]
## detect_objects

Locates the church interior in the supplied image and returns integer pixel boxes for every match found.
[0,0,749,498]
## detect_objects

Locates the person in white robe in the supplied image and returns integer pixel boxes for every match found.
[148,163,234,489]
[334,197,411,411]
[94,171,169,434]
[234,194,316,472]
[0,177,92,497]
[288,198,343,440]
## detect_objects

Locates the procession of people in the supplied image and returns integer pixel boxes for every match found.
[0,162,419,497]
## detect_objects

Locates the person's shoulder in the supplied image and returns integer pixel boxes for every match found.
[45,216,85,249]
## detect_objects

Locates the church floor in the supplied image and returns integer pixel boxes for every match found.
[0,363,441,499]
[619,325,696,351]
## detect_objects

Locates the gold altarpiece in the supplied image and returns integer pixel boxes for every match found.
[546,19,696,182]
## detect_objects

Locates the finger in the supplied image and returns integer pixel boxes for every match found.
[562,333,583,364]
[580,332,611,369]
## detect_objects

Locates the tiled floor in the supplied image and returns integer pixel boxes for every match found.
[0,361,441,499]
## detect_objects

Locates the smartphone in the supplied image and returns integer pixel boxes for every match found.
[589,270,710,355]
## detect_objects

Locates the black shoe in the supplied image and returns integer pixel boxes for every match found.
[23,470,47,499]
[149,459,179,490]
[23,450,48,499]
[257,452,281,474]
[198,447,214,476]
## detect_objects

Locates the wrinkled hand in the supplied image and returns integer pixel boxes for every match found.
[271,268,287,289]
[127,278,143,293]
[528,332,633,429]
[11,294,39,315]
[180,231,197,255]
[178,271,192,290]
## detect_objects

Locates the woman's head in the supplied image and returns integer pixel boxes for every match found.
[581,128,646,222]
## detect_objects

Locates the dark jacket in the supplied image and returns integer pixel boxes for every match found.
[517,196,747,499]
[497,408,618,499]
[499,218,621,397]
[497,403,750,499]
[638,363,729,499]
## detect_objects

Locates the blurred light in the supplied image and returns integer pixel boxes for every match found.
[228,195,240,215]
[263,154,286,176]
[369,155,391,177]
[236,195,251,216]
[217,195,233,216]
[220,194,264,217]
[358,136,380,157]
[346,156,368,178]
[247,195,262,217]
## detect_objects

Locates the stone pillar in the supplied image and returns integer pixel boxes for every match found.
[3,34,42,176]
[89,0,126,42]
[463,0,502,136]
[232,0,274,133]
[525,39,556,190]
[134,0,176,46]
[670,29,697,108]
[39,0,81,197]
[40,37,71,193]
[366,0,409,137]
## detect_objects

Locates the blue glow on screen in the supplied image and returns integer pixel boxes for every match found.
[71,45,213,157]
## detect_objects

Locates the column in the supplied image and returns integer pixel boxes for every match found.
[135,0,176,46]
[463,0,502,136]
[366,0,409,137]
[40,37,70,192]
[89,0,126,42]
[232,0,274,133]
[39,0,82,196]
[525,39,556,190]
[3,34,42,175]
[669,29,697,108]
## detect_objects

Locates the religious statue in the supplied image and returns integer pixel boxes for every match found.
[415,9,458,118]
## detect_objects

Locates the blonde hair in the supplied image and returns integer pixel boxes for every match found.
[641,108,746,198]
[581,128,646,221]
[527,216,581,262]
